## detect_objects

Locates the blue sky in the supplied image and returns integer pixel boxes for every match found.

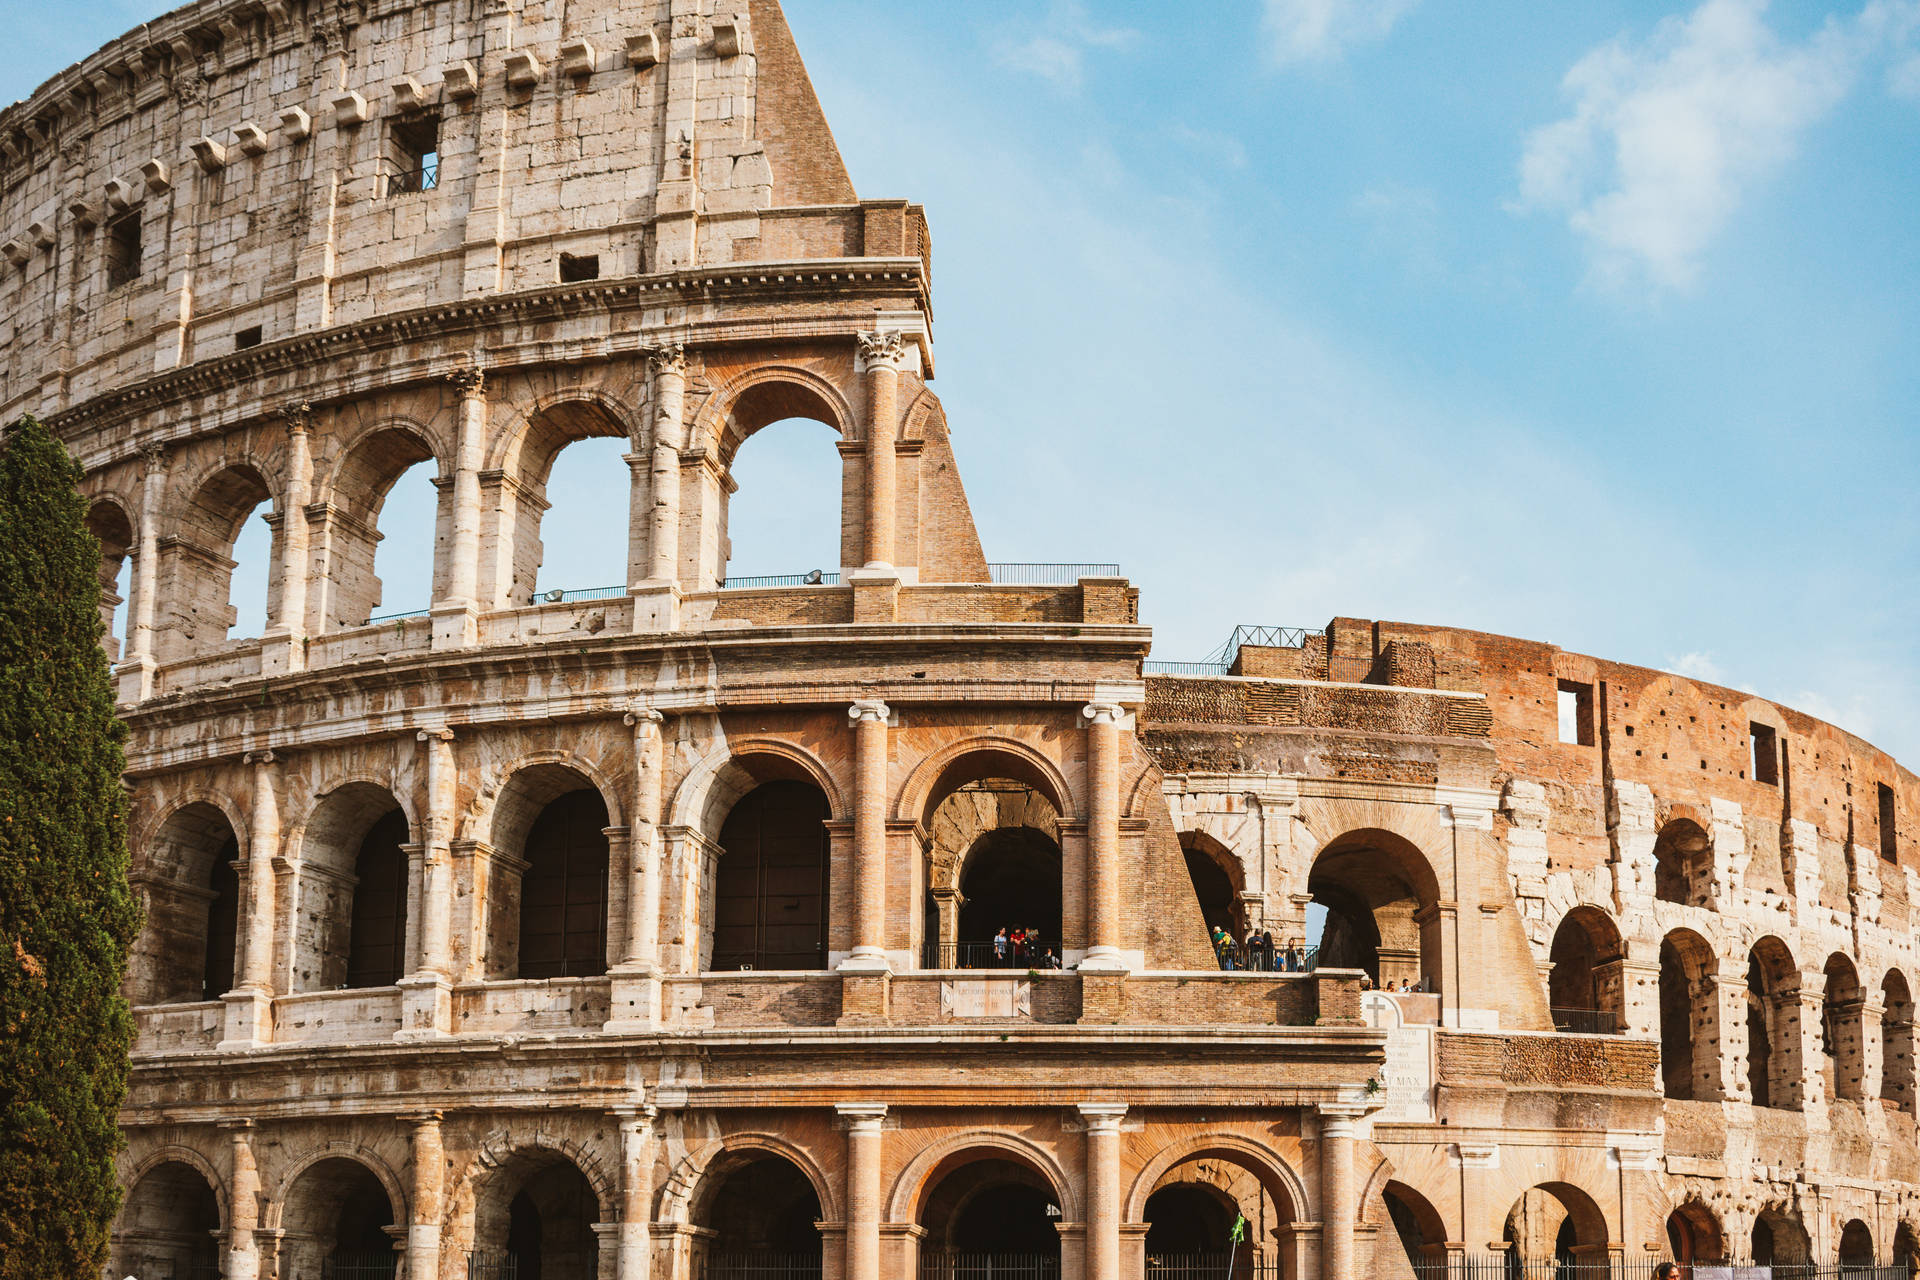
[7,0,1917,764]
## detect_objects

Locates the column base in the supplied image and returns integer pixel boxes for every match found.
[217,987,274,1051]
[1076,946,1133,973]
[115,654,156,704]
[837,947,893,974]
[430,600,479,650]
[395,972,453,1041]
[603,964,664,1032]
[629,581,682,633]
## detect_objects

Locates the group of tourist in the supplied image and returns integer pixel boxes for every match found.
[989,926,1062,969]
[1209,926,1312,972]
[1358,975,1429,993]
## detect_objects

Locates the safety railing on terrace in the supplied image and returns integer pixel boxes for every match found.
[1144,623,1325,678]
[703,1253,825,1280]
[919,1254,1060,1280]
[922,940,1064,970]
[1143,659,1232,676]
[1212,940,1319,973]
[366,606,432,624]
[720,570,842,589]
[988,562,1119,584]
[1551,1006,1625,1035]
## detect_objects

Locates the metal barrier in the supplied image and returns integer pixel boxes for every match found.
[530,584,625,604]
[465,1251,518,1280]
[366,607,431,624]
[1392,1259,1912,1279]
[922,940,1064,970]
[1144,1252,1261,1280]
[1143,660,1232,677]
[1216,941,1319,972]
[919,1254,1061,1280]
[703,1253,824,1280]
[1551,1006,1625,1035]
[322,1257,398,1280]
[720,571,842,589]
[986,563,1121,585]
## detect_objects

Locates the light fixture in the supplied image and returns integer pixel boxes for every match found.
[544,588,565,602]
[804,569,823,584]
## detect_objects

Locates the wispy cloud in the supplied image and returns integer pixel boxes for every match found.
[1515,0,1920,293]
[1667,650,1729,684]
[991,2,1139,93]
[1262,0,1419,67]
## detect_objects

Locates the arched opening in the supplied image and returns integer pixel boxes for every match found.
[1823,952,1867,1102]
[1500,1184,1608,1272]
[161,465,275,657]
[497,400,629,609]
[696,1152,823,1280]
[1747,938,1801,1110]
[470,1150,602,1280]
[281,1157,399,1279]
[713,780,832,971]
[919,763,1066,970]
[1893,1221,1919,1270]
[1307,831,1440,991]
[519,790,611,980]
[919,1155,1062,1277]
[1181,833,1248,968]
[130,803,243,1005]
[1547,907,1625,1034]
[1749,1209,1811,1268]
[1659,930,1717,1101]
[1664,1200,1726,1270]
[1144,1183,1235,1256]
[718,411,846,585]
[85,499,135,661]
[1882,970,1915,1113]
[112,1160,221,1280]
[1652,819,1711,907]
[1135,1148,1299,1280]
[1376,1181,1448,1278]
[1839,1219,1874,1266]
[290,783,411,992]
[319,427,439,630]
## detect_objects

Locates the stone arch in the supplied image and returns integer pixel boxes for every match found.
[489,390,641,475]
[1882,967,1916,1112]
[268,1143,409,1234]
[1501,1181,1611,1262]
[895,735,1078,826]
[135,790,252,867]
[1652,817,1713,908]
[453,1130,616,1272]
[160,459,278,655]
[660,1131,840,1226]
[84,493,137,659]
[121,1144,229,1226]
[887,1129,1078,1226]
[1180,829,1249,945]
[485,393,636,609]
[1546,903,1626,1032]
[1660,927,1720,1101]
[285,780,413,993]
[467,752,628,849]
[667,737,848,834]
[312,417,445,632]
[113,1153,226,1280]
[472,756,623,980]
[1373,1177,1450,1268]
[1746,934,1802,1109]
[694,364,856,459]
[457,1128,618,1220]
[1823,950,1867,1101]
[1305,824,1445,991]
[128,798,246,1006]
[1123,1132,1311,1225]
[1661,1194,1726,1266]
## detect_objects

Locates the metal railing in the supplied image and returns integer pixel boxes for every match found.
[1386,1258,1912,1279]
[987,563,1120,584]
[322,1257,398,1280]
[1143,659,1233,677]
[919,1254,1060,1280]
[529,583,625,604]
[1214,940,1319,972]
[386,155,440,194]
[1202,624,1323,666]
[1551,1006,1625,1035]
[720,571,841,589]
[922,940,1064,970]
[466,1253,518,1280]
[1145,1252,1259,1280]
[366,607,431,625]
[703,1253,824,1280]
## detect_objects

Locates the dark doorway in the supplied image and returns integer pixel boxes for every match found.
[713,781,831,970]
[1182,845,1241,940]
[1748,954,1773,1109]
[346,809,408,988]
[702,1155,823,1280]
[920,1157,1061,1279]
[503,1161,599,1280]
[1144,1183,1233,1256]
[956,827,1063,945]
[519,790,610,979]
[1659,936,1696,1098]
[204,836,240,998]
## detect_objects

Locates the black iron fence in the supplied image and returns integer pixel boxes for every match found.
[704,1252,824,1280]
[1394,1258,1911,1279]
[466,1252,518,1280]
[386,155,440,194]
[919,1253,1060,1280]
[1550,1006,1626,1035]
[922,940,1064,970]
[1145,1252,1269,1280]
[1213,940,1319,972]
[322,1257,397,1280]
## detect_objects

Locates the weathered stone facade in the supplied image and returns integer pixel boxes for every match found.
[3,1,1915,1277]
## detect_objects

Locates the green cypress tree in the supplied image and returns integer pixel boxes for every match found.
[0,415,139,1280]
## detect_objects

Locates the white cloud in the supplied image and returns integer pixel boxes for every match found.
[1667,650,1729,684]
[1515,0,1895,292]
[1262,0,1418,67]
[995,35,1087,91]
[991,3,1138,93]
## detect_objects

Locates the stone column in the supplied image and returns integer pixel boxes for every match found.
[224,1123,262,1280]
[856,332,907,568]
[844,701,891,971]
[262,400,314,675]
[1078,1103,1127,1280]
[1080,703,1127,971]
[404,1112,445,1280]
[399,728,456,1039]
[434,367,487,648]
[838,1103,887,1280]
[615,1105,658,1280]
[1319,1105,1363,1280]
[609,707,666,1030]
[222,751,279,1047]
[636,345,687,630]
[119,441,168,701]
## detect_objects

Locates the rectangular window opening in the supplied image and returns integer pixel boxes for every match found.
[1750,722,1780,786]
[105,213,142,289]
[1881,782,1898,863]
[1557,679,1594,746]
[559,252,600,283]
[385,115,440,196]
[235,325,262,350]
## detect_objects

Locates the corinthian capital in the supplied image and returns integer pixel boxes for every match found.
[648,344,687,378]
[276,399,314,434]
[857,330,910,371]
[445,366,486,397]
[138,440,170,475]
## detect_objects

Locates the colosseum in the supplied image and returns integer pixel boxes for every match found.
[2,1,1914,1278]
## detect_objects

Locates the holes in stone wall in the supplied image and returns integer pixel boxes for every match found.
[1750,722,1779,785]
[559,252,600,282]
[235,325,262,350]
[105,211,142,288]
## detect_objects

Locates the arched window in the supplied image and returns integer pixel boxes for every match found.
[164,466,275,656]
[346,810,409,989]
[518,789,611,979]
[697,1153,824,1280]
[919,770,1063,970]
[291,784,411,992]
[713,780,831,971]
[1652,818,1711,907]
[84,500,134,661]
[280,1158,399,1280]
[1883,970,1916,1113]
[495,401,629,609]
[1823,953,1866,1101]
[1181,833,1247,961]
[130,803,243,1005]
[1547,907,1626,1034]
[720,415,845,584]
[1747,938,1802,1110]
[918,1156,1063,1270]
[113,1160,221,1280]
[471,1149,602,1280]
[1308,831,1440,992]
[1659,930,1717,1101]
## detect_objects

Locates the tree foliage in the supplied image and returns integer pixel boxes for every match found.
[0,415,138,1279]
